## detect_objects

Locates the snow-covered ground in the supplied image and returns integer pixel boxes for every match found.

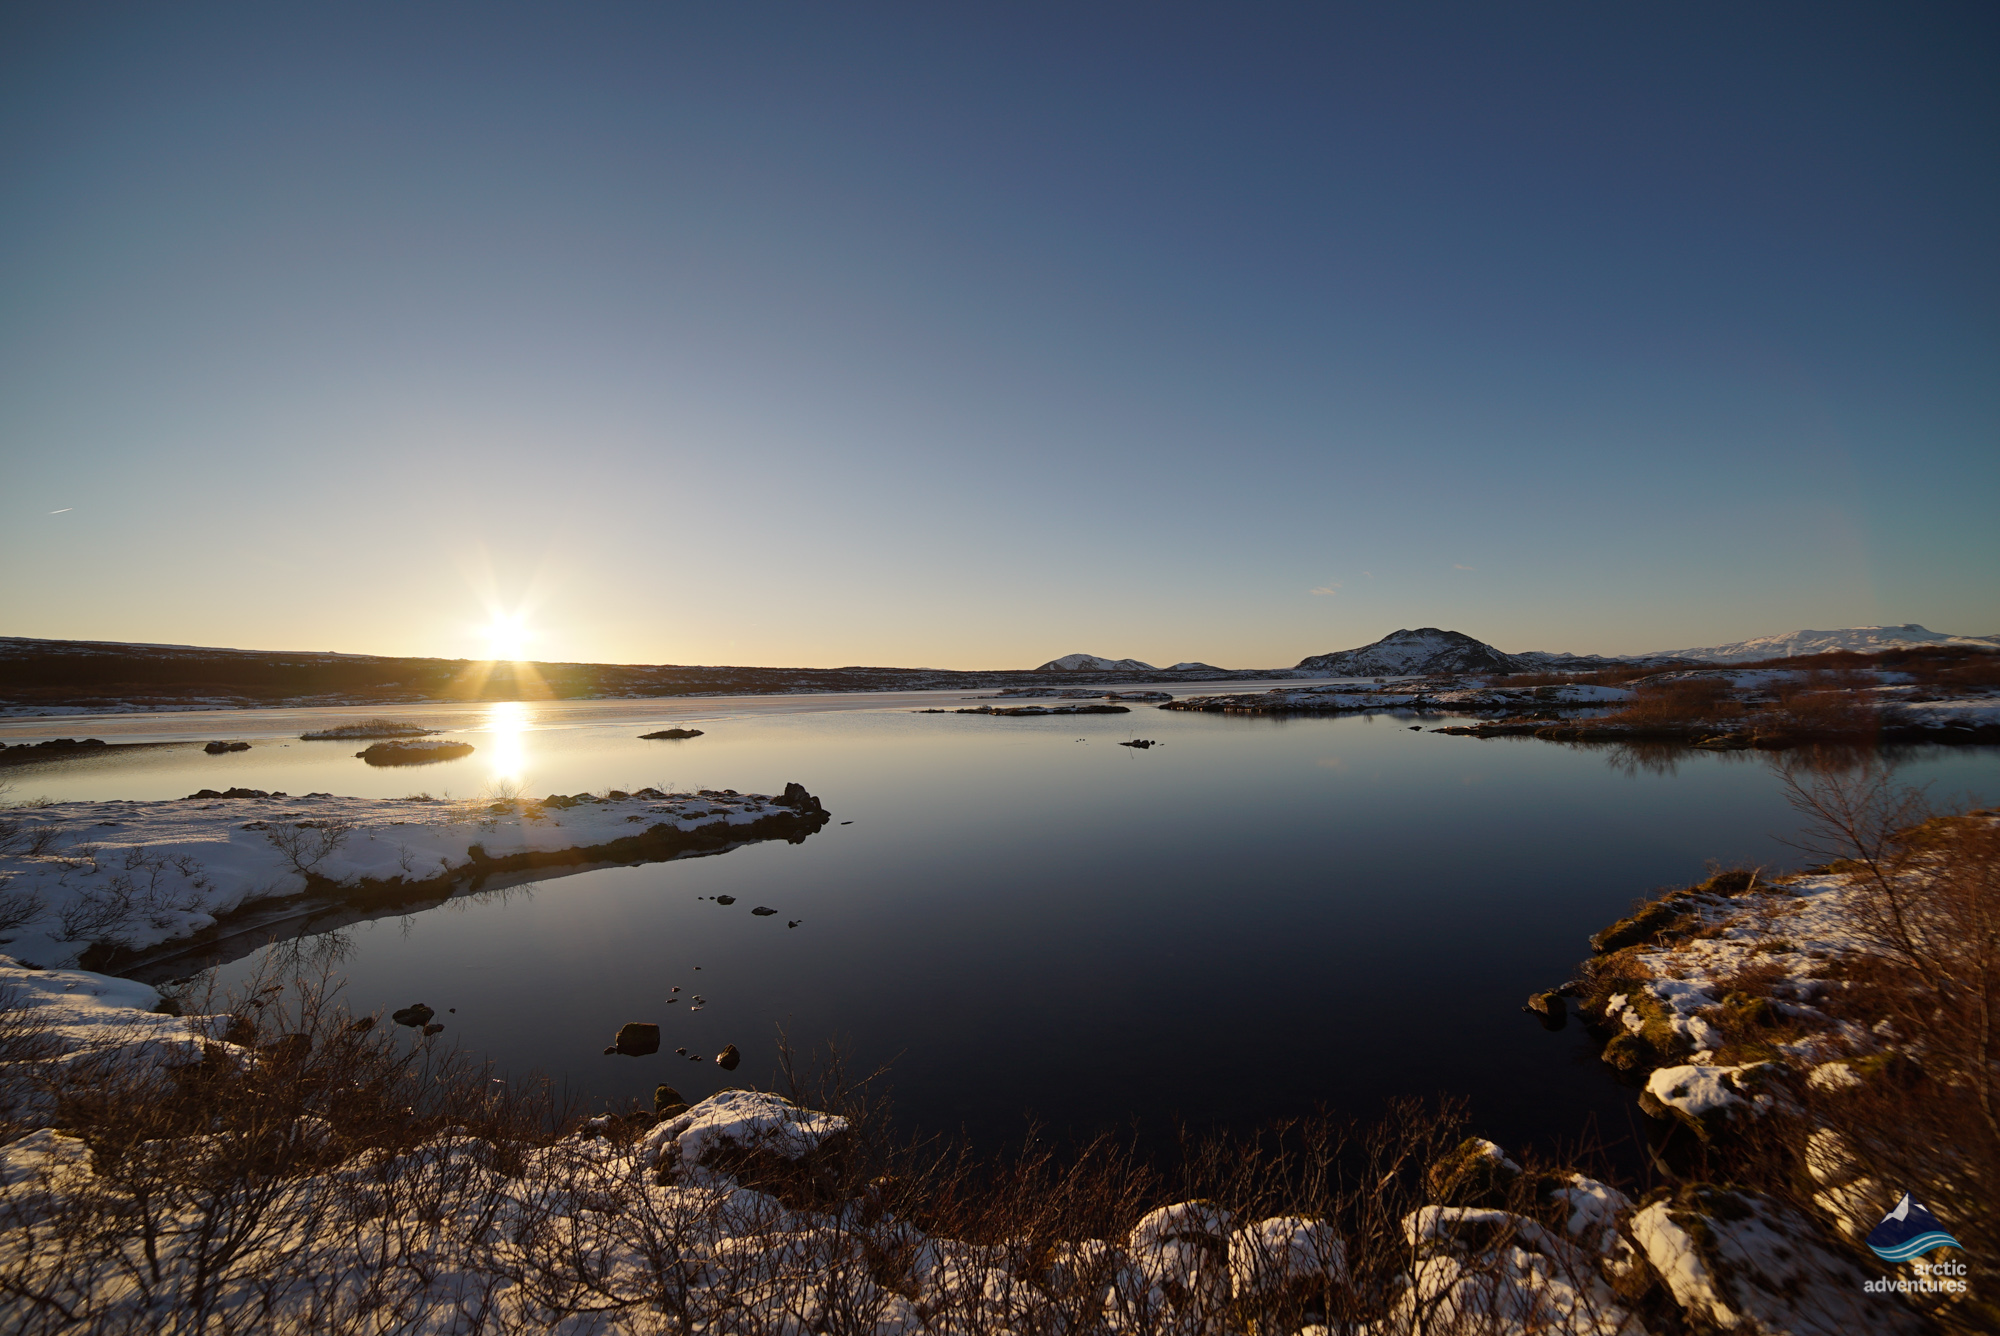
[0,786,823,969]
[1166,681,1630,715]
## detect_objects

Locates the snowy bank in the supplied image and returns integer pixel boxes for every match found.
[0,784,830,970]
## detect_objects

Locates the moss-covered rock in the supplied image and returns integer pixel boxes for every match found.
[1590,893,1700,953]
[1425,1137,1522,1207]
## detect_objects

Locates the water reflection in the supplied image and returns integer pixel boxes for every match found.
[480,701,530,788]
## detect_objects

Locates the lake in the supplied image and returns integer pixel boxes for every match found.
[6,689,1996,1167]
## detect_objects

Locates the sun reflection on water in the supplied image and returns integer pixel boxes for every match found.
[482,701,530,788]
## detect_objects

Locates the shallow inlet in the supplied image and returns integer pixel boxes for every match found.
[6,692,1997,1166]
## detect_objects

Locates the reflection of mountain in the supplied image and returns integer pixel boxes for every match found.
[1865,1193,1965,1262]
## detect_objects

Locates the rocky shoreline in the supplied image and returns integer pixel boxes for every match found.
[1164,670,2000,750]
[1529,803,1998,1331]
[0,784,832,978]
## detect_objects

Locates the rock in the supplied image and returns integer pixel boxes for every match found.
[715,895,736,905]
[1425,1138,1522,1206]
[1525,991,1567,1029]
[788,920,799,928]
[422,1022,444,1036]
[715,1043,741,1071]
[390,1003,435,1028]
[1630,1185,1926,1334]
[654,1084,689,1116]
[639,728,705,740]
[1117,739,1159,749]
[750,906,776,916]
[773,782,827,815]
[356,740,475,766]
[642,1090,850,1206]
[203,740,251,754]
[612,1022,661,1057]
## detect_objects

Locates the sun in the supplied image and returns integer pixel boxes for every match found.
[483,615,531,662]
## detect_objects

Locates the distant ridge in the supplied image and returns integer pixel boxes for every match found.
[1295,628,1523,676]
[1033,653,1159,673]
[1647,624,2000,664]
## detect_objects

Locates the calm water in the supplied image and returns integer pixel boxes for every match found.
[7,692,1998,1165]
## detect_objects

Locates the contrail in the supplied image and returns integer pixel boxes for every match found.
[49,508,72,514]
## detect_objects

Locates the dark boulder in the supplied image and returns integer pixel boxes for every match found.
[390,1004,435,1028]
[750,906,776,916]
[640,728,705,740]
[773,783,827,815]
[1525,991,1567,1029]
[655,1084,689,1116]
[715,1043,741,1071]
[203,741,251,754]
[611,1022,661,1057]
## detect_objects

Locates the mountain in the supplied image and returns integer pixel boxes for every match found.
[1165,661,1222,672]
[1648,624,2000,664]
[1294,628,1523,676]
[1033,653,1159,673]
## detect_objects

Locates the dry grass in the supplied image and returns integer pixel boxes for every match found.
[1598,676,1741,728]
[0,964,1650,1334]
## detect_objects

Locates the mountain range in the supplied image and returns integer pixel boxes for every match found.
[1639,624,2000,664]
[1045,623,1999,679]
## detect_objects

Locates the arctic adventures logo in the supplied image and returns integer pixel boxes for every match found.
[1862,1193,1968,1298]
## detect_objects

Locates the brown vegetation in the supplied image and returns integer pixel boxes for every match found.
[0,959,1659,1334]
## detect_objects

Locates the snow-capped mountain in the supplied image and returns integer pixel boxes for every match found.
[1294,628,1523,676]
[1165,661,1222,672]
[1034,653,1160,673]
[1649,624,2000,664]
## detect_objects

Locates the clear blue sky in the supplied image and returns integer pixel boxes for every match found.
[3,3,1994,668]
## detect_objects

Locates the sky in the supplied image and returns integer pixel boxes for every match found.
[2,3,1995,670]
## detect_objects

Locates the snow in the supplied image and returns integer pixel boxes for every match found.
[641,1088,849,1175]
[1889,697,2000,729]
[1643,1063,1771,1119]
[1167,679,1629,716]
[1293,628,1521,676]
[0,786,821,968]
[1034,654,1161,673]
[0,948,1917,1335]
[1393,1205,1645,1336]
[1630,1192,1924,1335]
[1645,624,2000,664]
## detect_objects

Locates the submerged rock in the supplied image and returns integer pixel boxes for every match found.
[390,1003,435,1028]
[610,1022,661,1057]
[1525,991,1567,1029]
[750,906,776,916]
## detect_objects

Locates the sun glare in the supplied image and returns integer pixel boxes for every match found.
[483,700,528,786]
[484,616,531,662]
